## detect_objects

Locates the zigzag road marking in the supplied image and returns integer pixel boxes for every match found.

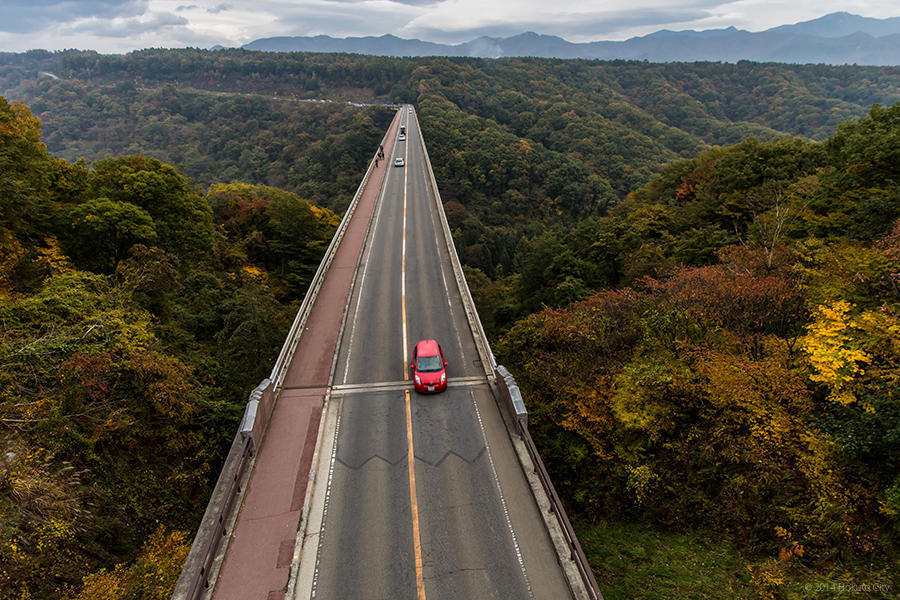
[415,446,487,467]
[335,446,487,470]
[335,453,408,470]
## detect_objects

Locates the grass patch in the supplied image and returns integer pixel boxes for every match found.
[575,520,753,599]
[575,520,898,599]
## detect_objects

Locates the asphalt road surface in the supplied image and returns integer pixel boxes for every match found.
[307,107,573,600]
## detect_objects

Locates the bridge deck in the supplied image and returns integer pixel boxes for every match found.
[210,106,576,600]
[294,108,574,600]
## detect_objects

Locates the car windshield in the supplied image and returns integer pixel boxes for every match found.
[416,354,442,373]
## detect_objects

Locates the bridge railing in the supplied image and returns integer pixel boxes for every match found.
[269,118,393,393]
[495,368,604,600]
[172,113,399,600]
[414,110,604,600]
[171,379,271,600]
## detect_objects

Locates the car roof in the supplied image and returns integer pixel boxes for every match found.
[415,339,440,355]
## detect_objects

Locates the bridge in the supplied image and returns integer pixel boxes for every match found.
[173,107,602,600]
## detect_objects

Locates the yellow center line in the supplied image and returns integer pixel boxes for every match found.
[400,112,426,600]
[405,389,426,600]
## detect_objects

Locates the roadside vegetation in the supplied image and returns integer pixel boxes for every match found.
[0,96,385,598]
[496,105,900,598]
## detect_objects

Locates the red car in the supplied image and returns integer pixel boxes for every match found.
[410,339,448,393]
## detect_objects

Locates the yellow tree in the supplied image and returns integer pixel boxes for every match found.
[801,300,870,406]
[69,527,190,600]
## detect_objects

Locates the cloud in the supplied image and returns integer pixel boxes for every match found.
[1,0,896,54]
[316,0,439,5]
[265,1,422,38]
[398,0,741,42]
[0,0,148,33]
[65,12,189,38]
[176,3,230,14]
[404,8,716,42]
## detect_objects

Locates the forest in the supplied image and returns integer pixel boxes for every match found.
[0,95,387,598]
[496,104,900,597]
[1,48,899,598]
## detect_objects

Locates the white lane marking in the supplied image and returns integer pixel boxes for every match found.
[332,376,486,395]
[432,217,466,366]
[340,164,390,385]
[469,389,535,599]
[310,395,343,598]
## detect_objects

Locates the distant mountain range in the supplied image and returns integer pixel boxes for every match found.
[242,12,900,65]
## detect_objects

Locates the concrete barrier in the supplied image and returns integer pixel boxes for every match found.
[172,406,258,600]
[269,119,398,392]
[496,365,528,427]
[413,110,603,600]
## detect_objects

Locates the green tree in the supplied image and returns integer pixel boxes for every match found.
[0,97,52,241]
[826,103,900,189]
[88,156,213,259]
[64,198,157,271]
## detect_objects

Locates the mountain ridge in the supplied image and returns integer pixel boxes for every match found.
[241,12,900,65]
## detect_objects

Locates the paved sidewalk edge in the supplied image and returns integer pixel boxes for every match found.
[285,108,401,600]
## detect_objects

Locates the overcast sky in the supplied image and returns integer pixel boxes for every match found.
[0,1,896,53]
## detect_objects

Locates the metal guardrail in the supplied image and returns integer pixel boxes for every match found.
[414,109,603,600]
[494,367,604,600]
[172,115,399,600]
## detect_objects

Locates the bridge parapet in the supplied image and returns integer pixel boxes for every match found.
[494,366,604,600]
[171,389,259,600]
[173,115,396,600]
[413,111,603,600]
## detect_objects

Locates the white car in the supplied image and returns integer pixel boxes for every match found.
[398,133,406,141]
[394,157,405,167]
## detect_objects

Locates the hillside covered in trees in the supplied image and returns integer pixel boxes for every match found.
[496,104,900,597]
[0,96,387,598]
[2,48,899,598]
[3,48,897,303]
[2,50,897,200]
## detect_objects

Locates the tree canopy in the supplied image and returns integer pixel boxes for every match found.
[496,104,900,597]
[0,98,359,599]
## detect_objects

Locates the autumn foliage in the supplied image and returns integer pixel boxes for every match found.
[498,105,900,595]
[68,527,190,600]
[0,97,353,598]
